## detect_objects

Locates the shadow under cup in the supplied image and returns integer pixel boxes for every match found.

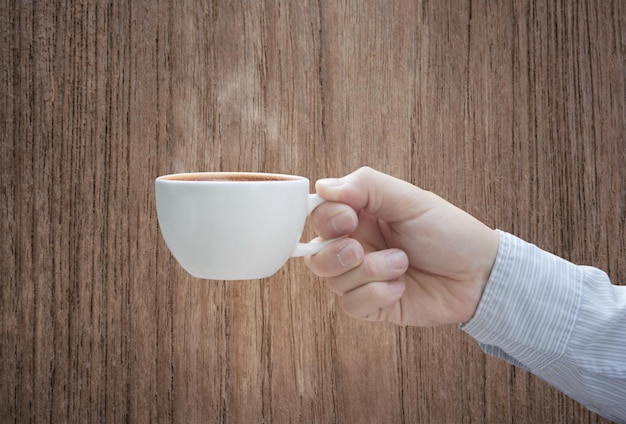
[155,172,313,280]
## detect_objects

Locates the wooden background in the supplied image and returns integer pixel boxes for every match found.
[2,1,624,423]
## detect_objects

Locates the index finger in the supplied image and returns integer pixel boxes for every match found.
[310,201,358,239]
[315,167,433,224]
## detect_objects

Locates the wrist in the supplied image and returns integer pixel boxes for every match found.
[464,228,501,323]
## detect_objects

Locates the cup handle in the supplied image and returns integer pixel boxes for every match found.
[291,194,342,257]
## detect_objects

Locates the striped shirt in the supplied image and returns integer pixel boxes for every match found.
[462,231,626,423]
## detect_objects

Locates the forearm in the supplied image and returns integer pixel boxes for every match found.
[462,231,626,423]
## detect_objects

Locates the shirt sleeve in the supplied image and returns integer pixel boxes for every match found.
[461,231,626,423]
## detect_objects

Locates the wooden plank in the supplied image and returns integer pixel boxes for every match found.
[0,0,623,422]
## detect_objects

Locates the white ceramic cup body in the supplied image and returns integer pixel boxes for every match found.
[155,172,330,280]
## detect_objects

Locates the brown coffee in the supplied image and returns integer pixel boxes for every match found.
[161,173,298,182]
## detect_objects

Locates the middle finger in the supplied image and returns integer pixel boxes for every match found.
[304,237,365,278]
[327,248,409,295]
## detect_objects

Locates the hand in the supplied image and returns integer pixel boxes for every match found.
[304,167,500,326]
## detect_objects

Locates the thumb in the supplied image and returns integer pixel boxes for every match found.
[315,167,435,223]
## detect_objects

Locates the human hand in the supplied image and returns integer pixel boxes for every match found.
[304,167,500,326]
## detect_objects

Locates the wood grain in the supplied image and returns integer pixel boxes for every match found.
[1,0,624,423]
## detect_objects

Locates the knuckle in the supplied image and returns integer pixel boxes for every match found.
[361,253,386,280]
[365,281,387,300]
[310,204,331,231]
[356,166,375,176]
[338,295,351,312]
[327,277,344,295]
[361,254,377,277]
[304,250,333,277]
[306,239,355,278]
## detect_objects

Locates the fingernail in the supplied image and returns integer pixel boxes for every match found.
[386,251,408,270]
[337,242,361,267]
[388,281,405,294]
[330,212,357,234]
[317,178,344,188]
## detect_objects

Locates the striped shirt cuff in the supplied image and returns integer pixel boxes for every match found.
[461,230,583,372]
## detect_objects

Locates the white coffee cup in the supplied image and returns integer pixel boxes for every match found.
[155,172,336,280]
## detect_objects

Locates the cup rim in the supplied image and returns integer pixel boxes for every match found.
[156,171,307,183]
